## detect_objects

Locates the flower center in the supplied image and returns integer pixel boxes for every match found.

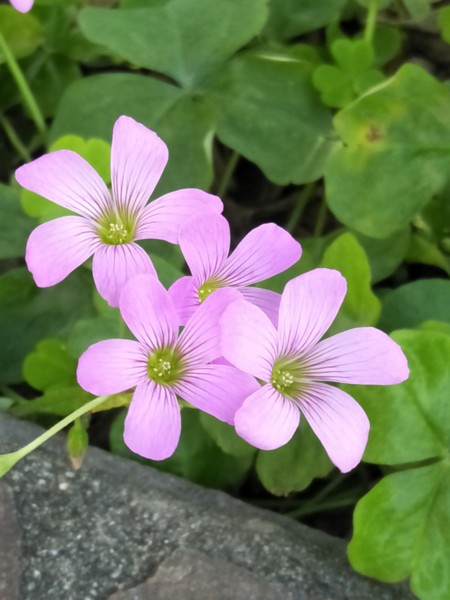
[97,210,135,245]
[147,347,184,385]
[197,278,223,302]
[270,358,308,398]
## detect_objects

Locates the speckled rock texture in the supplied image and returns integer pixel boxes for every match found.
[0,415,413,600]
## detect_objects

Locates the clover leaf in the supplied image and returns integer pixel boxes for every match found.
[347,330,450,600]
[313,39,384,109]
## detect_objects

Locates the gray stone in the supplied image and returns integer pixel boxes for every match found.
[109,548,295,600]
[0,481,21,600]
[0,415,414,600]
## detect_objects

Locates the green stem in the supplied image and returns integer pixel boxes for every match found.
[364,0,378,44]
[0,30,47,140]
[288,495,359,519]
[304,473,350,509]
[0,385,27,405]
[216,150,239,198]
[0,113,32,162]
[0,395,108,477]
[286,183,315,233]
[313,197,328,238]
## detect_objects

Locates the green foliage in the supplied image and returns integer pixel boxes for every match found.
[264,0,346,41]
[205,50,335,184]
[379,279,450,331]
[0,268,94,383]
[256,419,332,495]
[0,184,33,259]
[355,228,410,283]
[67,417,89,470]
[348,331,450,599]
[326,65,450,238]
[110,408,254,489]
[0,397,13,412]
[90,393,131,414]
[0,6,43,63]
[407,194,450,274]
[320,232,381,333]
[151,255,184,288]
[419,320,450,336]
[352,330,450,465]
[372,25,403,66]
[349,463,450,598]
[79,0,268,87]
[52,56,333,189]
[0,53,80,117]
[53,1,334,187]
[200,413,256,459]
[51,74,214,195]
[406,234,450,275]
[313,39,384,108]
[438,6,450,44]
[402,0,430,20]
[11,386,91,418]
[67,316,119,358]
[23,339,77,391]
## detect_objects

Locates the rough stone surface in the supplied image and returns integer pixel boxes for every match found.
[109,548,295,600]
[0,415,414,600]
[0,481,21,600]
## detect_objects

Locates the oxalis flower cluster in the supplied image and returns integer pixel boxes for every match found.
[17,115,409,474]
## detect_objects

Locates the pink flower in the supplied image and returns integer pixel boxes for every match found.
[221,268,409,472]
[9,0,33,12]
[16,116,223,306]
[77,274,258,460]
[169,213,302,324]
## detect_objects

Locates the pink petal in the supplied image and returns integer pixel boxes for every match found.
[92,242,157,307]
[26,216,100,287]
[124,380,181,460]
[176,288,241,366]
[76,339,147,396]
[220,300,278,381]
[10,0,34,11]
[305,327,410,385]
[234,384,300,450]
[218,223,302,286]
[15,150,110,220]
[175,364,259,424]
[239,286,281,326]
[211,356,233,366]
[177,213,230,284]
[135,189,223,244]
[111,115,168,215]
[119,274,179,350]
[168,275,200,326]
[298,383,369,473]
[278,268,347,356]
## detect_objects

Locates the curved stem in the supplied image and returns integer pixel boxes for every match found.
[313,197,328,238]
[0,395,108,477]
[0,112,32,162]
[0,30,47,140]
[286,183,315,233]
[216,150,239,198]
[288,495,359,519]
[364,0,378,44]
